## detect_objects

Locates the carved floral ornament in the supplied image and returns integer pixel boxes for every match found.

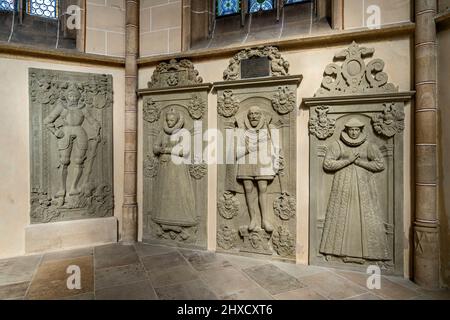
[218,191,240,220]
[271,86,296,115]
[147,59,203,88]
[272,226,295,257]
[309,106,336,140]
[223,46,290,81]
[217,225,238,250]
[188,162,207,180]
[315,42,398,97]
[143,98,161,123]
[187,94,206,120]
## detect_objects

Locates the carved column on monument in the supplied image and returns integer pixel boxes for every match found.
[304,42,414,275]
[214,46,302,260]
[414,0,440,289]
[139,59,211,249]
[122,0,139,243]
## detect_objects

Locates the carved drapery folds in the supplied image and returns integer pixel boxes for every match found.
[29,68,114,223]
[141,59,210,249]
[216,49,301,260]
[305,42,412,275]
[315,42,398,97]
[223,46,290,81]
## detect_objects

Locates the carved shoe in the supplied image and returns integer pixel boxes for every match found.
[262,220,274,233]
[248,219,258,232]
[55,190,66,198]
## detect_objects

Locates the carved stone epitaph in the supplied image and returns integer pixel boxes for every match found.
[142,59,209,249]
[216,50,301,260]
[29,68,114,223]
[306,43,411,275]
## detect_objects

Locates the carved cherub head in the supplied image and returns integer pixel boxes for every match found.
[165,108,180,128]
[247,106,262,128]
[344,118,365,140]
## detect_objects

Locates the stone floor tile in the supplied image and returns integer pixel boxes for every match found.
[274,287,327,300]
[0,255,42,286]
[134,243,176,258]
[271,261,328,279]
[26,256,93,300]
[346,293,383,300]
[221,286,274,300]
[94,244,140,269]
[0,282,29,299]
[96,280,157,300]
[141,251,189,272]
[179,249,231,271]
[243,264,305,295]
[60,292,95,300]
[149,265,199,288]
[42,247,93,263]
[95,263,148,290]
[416,288,450,300]
[301,271,367,300]
[155,279,218,300]
[216,253,268,270]
[199,266,260,298]
[334,270,420,300]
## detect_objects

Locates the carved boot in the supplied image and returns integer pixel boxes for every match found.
[248,209,258,232]
[262,219,274,233]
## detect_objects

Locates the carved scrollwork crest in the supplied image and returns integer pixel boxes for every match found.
[271,86,296,115]
[218,90,240,118]
[189,162,207,180]
[223,46,290,81]
[309,106,336,140]
[147,59,203,88]
[187,94,206,120]
[218,191,240,220]
[272,226,295,257]
[315,42,398,97]
[144,154,159,178]
[217,225,238,250]
[273,193,296,221]
[371,103,405,138]
[143,98,161,123]
[30,189,61,223]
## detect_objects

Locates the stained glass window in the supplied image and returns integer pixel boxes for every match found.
[217,0,240,17]
[249,0,274,13]
[28,0,58,19]
[0,0,15,11]
[285,0,308,4]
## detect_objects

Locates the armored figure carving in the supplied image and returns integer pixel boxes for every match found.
[320,118,389,263]
[43,83,101,203]
[236,106,278,233]
[152,108,197,237]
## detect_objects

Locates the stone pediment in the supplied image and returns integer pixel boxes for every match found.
[147,59,203,88]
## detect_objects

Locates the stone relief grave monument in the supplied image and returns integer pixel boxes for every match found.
[214,46,302,260]
[140,59,210,248]
[29,68,114,224]
[304,42,414,274]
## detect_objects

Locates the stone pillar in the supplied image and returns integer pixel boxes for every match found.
[182,0,191,51]
[414,0,440,289]
[122,0,139,244]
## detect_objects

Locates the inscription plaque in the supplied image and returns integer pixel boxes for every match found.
[241,57,270,79]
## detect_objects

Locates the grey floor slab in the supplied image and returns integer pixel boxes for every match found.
[243,264,305,295]
[221,286,274,300]
[42,247,93,263]
[155,279,218,300]
[274,287,327,300]
[134,243,176,258]
[0,255,42,286]
[95,263,148,290]
[0,281,30,300]
[148,265,199,288]
[94,244,140,269]
[179,249,232,271]
[95,280,157,300]
[141,251,189,272]
[217,253,268,270]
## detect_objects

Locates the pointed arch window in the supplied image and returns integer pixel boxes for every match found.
[217,0,241,17]
[0,0,15,11]
[28,0,58,19]
[248,0,274,13]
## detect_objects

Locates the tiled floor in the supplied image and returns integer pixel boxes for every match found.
[0,243,449,300]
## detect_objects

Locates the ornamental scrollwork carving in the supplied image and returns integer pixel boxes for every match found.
[309,106,336,140]
[189,162,207,180]
[218,191,240,220]
[223,46,290,81]
[271,86,296,115]
[187,94,206,120]
[273,193,296,221]
[272,226,295,257]
[315,42,398,97]
[143,98,161,123]
[217,90,240,118]
[147,59,203,88]
[144,154,159,178]
[217,225,238,250]
[371,103,405,138]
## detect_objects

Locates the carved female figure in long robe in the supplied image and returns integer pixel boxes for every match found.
[152,109,197,236]
[319,118,389,263]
